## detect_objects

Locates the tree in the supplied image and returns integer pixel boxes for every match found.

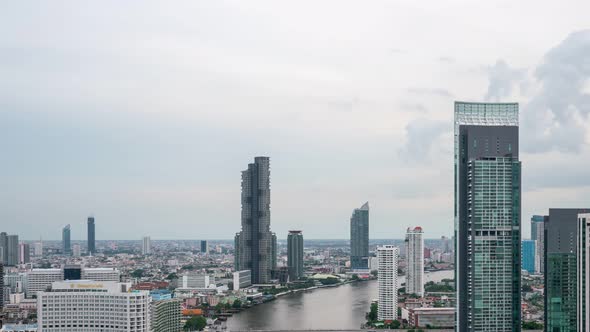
[366,302,378,323]
[522,321,543,330]
[232,299,242,309]
[166,273,178,280]
[370,270,378,277]
[351,274,360,281]
[522,284,533,292]
[184,316,207,331]
[131,269,144,278]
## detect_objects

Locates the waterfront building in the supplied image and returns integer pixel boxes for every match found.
[201,240,208,254]
[454,102,521,332]
[531,215,547,274]
[409,308,455,328]
[18,243,30,264]
[272,232,277,270]
[405,226,424,297]
[235,156,274,284]
[377,245,398,321]
[62,224,71,255]
[287,230,304,281]
[151,298,181,332]
[350,202,369,270]
[87,216,96,255]
[544,209,590,331]
[142,236,151,255]
[233,270,252,291]
[521,240,536,274]
[37,280,150,331]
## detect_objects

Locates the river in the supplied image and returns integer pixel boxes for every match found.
[226,270,454,331]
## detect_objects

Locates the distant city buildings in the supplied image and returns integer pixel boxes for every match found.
[62,224,71,255]
[180,273,214,289]
[531,215,547,274]
[377,245,398,321]
[26,267,120,298]
[521,240,536,274]
[37,280,150,332]
[350,202,369,270]
[34,241,43,257]
[287,230,304,281]
[87,216,96,255]
[0,262,4,310]
[6,235,18,266]
[235,156,274,284]
[72,244,81,257]
[545,208,590,331]
[200,240,208,254]
[18,243,30,265]
[405,227,424,297]
[143,236,151,255]
[454,102,521,331]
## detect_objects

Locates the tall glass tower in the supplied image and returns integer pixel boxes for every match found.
[62,224,71,255]
[454,102,521,332]
[350,202,369,270]
[235,157,273,284]
[87,217,95,255]
[531,215,547,274]
[287,230,304,281]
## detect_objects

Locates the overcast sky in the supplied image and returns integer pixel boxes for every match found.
[2,1,590,240]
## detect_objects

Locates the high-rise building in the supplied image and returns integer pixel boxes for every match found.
[180,273,214,289]
[578,213,590,331]
[37,280,150,332]
[287,230,304,281]
[18,243,30,264]
[72,244,81,257]
[34,241,43,257]
[234,233,241,271]
[0,262,4,310]
[232,270,252,291]
[521,240,536,274]
[271,232,277,271]
[350,202,369,270]
[441,236,451,253]
[62,224,71,255]
[531,215,547,274]
[142,236,151,255]
[0,232,7,264]
[454,102,521,332]
[405,227,424,297]
[235,156,274,284]
[26,269,64,298]
[82,268,120,282]
[377,245,398,321]
[545,208,590,331]
[87,216,96,255]
[6,235,18,266]
[151,298,182,332]
[200,240,208,254]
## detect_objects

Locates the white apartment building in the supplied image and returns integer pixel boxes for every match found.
[377,245,399,321]
[405,226,424,297]
[232,270,252,291]
[142,236,151,255]
[26,269,63,298]
[37,280,151,332]
[181,274,214,289]
[151,298,181,332]
[82,268,120,282]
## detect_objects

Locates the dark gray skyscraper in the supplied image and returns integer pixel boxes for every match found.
[287,230,304,281]
[87,217,96,255]
[200,240,208,254]
[0,262,3,309]
[0,232,7,264]
[350,202,369,270]
[235,157,273,284]
[62,224,71,255]
[6,235,18,266]
[454,102,521,332]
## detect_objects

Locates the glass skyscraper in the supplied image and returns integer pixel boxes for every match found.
[87,217,95,255]
[545,208,590,331]
[235,157,274,284]
[521,240,536,274]
[62,224,71,255]
[454,102,521,332]
[287,230,304,281]
[578,213,590,332]
[350,202,369,270]
[531,215,547,274]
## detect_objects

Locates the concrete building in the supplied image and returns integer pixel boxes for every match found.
[531,215,547,274]
[18,243,30,264]
[409,308,455,328]
[6,235,18,266]
[200,240,208,254]
[287,230,304,281]
[34,241,43,257]
[578,213,590,332]
[87,216,96,255]
[271,232,277,271]
[0,263,3,310]
[405,227,424,297]
[454,102,521,332]
[142,236,151,255]
[377,245,398,321]
[350,202,369,270]
[521,240,536,274]
[62,224,71,255]
[72,243,81,257]
[232,270,252,291]
[82,268,120,282]
[235,156,274,284]
[26,269,63,298]
[0,232,7,265]
[181,274,214,289]
[37,280,150,331]
[151,298,181,332]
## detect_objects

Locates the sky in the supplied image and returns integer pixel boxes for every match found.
[1,1,590,240]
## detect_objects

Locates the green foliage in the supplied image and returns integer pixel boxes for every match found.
[131,269,144,278]
[366,302,378,323]
[424,281,454,292]
[232,299,242,308]
[522,321,543,330]
[370,270,378,277]
[522,284,533,292]
[319,278,340,285]
[165,273,178,280]
[351,274,360,281]
[183,316,207,331]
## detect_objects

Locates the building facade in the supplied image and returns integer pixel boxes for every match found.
[235,156,274,284]
[62,224,71,255]
[6,235,18,266]
[578,213,590,332]
[521,240,536,274]
[37,281,150,332]
[405,227,424,297]
[454,102,521,332]
[0,263,4,310]
[26,269,63,298]
[545,208,590,331]
[151,298,181,332]
[232,270,252,291]
[180,274,214,289]
[87,216,96,255]
[142,236,151,255]
[350,202,369,270]
[377,245,398,321]
[287,230,304,281]
[0,232,7,264]
[531,215,546,274]
[82,268,120,282]
[18,243,30,264]
[200,240,208,254]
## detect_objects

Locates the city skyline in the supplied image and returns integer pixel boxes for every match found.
[2,2,590,240]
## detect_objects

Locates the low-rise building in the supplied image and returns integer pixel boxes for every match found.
[408,307,455,328]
